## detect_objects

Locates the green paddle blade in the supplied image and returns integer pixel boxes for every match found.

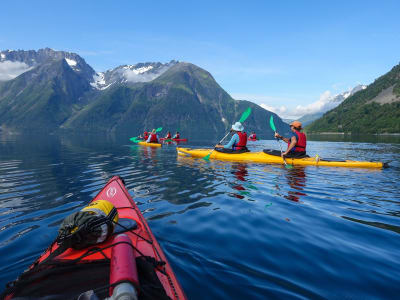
[155,127,163,132]
[129,137,140,143]
[239,107,252,123]
[269,115,276,132]
[203,152,212,161]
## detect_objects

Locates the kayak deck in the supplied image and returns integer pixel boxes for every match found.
[176,147,386,168]
[2,176,186,300]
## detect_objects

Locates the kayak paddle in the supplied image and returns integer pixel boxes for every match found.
[130,127,163,143]
[239,107,252,123]
[269,115,293,169]
[203,107,252,161]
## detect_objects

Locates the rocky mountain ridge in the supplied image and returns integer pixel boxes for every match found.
[0,48,289,137]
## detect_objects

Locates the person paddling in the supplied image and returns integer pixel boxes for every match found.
[249,132,257,139]
[143,131,149,141]
[146,129,159,143]
[173,131,180,139]
[165,131,172,139]
[215,122,249,153]
[274,121,307,158]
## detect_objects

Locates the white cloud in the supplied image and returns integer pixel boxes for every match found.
[260,104,288,115]
[232,90,341,119]
[0,61,33,81]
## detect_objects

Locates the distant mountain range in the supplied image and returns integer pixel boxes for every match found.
[0,48,289,138]
[307,63,400,133]
[298,85,367,126]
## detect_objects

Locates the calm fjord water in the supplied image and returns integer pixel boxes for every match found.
[0,133,399,299]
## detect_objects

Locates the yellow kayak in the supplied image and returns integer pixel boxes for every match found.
[138,141,162,148]
[176,147,387,168]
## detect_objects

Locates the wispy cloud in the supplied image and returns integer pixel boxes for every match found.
[232,90,340,119]
[0,61,32,81]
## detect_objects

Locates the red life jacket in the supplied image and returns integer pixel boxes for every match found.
[166,133,171,138]
[234,132,247,150]
[149,133,158,143]
[250,134,256,139]
[288,130,306,152]
[175,133,180,139]
[144,132,148,140]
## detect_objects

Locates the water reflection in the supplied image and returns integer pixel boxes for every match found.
[284,167,307,202]
[230,163,249,199]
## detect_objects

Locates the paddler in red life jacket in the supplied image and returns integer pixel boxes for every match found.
[173,131,180,139]
[215,122,249,153]
[143,131,149,140]
[165,131,172,139]
[274,121,307,158]
[146,129,159,143]
[249,132,257,139]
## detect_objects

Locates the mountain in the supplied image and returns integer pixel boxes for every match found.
[64,62,288,138]
[91,61,178,90]
[298,85,366,126]
[0,48,95,82]
[307,64,400,133]
[0,49,96,131]
[0,48,288,137]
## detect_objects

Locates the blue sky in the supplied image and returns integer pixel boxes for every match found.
[1,0,399,118]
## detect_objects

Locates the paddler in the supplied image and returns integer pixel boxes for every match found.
[165,131,172,139]
[274,121,307,157]
[143,131,149,140]
[215,122,248,153]
[146,129,159,143]
[249,132,257,139]
[173,131,180,139]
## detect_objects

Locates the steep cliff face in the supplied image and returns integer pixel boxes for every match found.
[0,59,93,130]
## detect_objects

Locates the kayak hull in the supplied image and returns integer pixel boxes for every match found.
[176,147,386,168]
[248,138,257,142]
[138,141,162,147]
[3,176,186,300]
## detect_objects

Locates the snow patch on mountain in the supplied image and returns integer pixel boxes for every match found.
[0,61,33,81]
[90,72,111,90]
[0,53,5,60]
[65,58,77,67]
[91,61,178,90]
[123,64,171,83]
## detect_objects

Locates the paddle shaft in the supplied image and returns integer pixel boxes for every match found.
[275,132,288,166]
[218,131,232,145]
[203,131,232,160]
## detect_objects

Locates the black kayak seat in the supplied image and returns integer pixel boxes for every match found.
[263,149,309,159]
[214,147,250,154]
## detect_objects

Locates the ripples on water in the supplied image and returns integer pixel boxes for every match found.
[0,133,399,299]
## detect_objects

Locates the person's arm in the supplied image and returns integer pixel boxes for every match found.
[282,136,297,156]
[274,132,290,143]
[223,133,239,149]
[146,135,151,142]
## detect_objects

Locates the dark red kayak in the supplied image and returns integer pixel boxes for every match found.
[2,176,187,300]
